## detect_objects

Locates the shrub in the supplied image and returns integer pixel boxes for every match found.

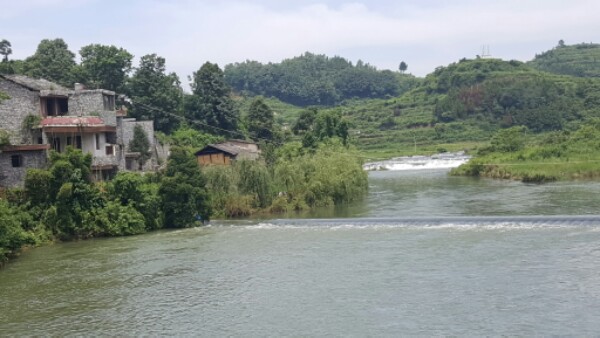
[81,201,146,237]
[0,200,35,263]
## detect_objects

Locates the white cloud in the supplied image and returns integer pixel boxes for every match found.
[0,0,93,19]
[3,0,600,82]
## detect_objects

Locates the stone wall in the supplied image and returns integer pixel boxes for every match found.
[0,79,40,145]
[0,150,47,187]
[67,91,117,126]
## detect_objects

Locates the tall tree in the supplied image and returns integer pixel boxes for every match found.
[399,61,408,73]
[79,44,133,91]
[129,125,151,168]
[186,62,239,135]
[159,147,211,227]
[247,97,274,141]
[0,39,12,62]
[23,39,77,87]
[125,54,183,133]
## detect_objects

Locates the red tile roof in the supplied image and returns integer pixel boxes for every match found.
[41,117,105,127]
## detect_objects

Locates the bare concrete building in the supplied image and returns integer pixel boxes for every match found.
[0,75,159,187]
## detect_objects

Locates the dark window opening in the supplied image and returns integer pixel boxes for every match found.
[11,155,22,168]
[42,97,69,116]
[37,137,43,144]
[95,134,101,150]
[106,145,114,156]
[75,136,82,149]
[51,137,61,152]
[106,132,117,144]
[103,95,115,110]
[66,136,72,146]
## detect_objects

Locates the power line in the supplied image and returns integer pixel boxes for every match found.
[129,99,285,146]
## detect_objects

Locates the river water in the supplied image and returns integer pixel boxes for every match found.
[2,168,600,336]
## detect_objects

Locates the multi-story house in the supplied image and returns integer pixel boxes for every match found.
[0,74,159,188]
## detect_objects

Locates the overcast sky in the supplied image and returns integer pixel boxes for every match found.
[2,0,599,83]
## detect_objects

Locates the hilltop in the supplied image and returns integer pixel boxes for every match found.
[528,42,600,77]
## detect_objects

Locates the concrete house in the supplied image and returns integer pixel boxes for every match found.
[195,140,261,166]
[0,74,158,187]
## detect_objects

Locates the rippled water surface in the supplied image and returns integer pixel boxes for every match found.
[2,170,600,336]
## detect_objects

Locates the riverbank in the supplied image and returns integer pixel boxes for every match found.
[0,142,368,266]
[451,124,600,183]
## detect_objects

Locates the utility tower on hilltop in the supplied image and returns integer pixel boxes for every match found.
[480,45,492,58]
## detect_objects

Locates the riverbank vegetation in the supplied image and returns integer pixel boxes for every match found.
[451,122,600,182]
[0,138,367,264]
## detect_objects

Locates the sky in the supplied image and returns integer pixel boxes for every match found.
[2,0,600,84]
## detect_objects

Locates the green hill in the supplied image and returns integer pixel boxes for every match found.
[528,42,600,77]
[224,52,420,106]
[317,57,600,157]
[230,47,600,158]
[428,57,600,131]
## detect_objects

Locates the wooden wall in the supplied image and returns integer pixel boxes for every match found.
[197,152,232,166]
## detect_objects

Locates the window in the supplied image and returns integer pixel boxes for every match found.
[11,155,22,168]
[37,137,43,144]
[103,95,115,110]
[66,136,72,146]
[51,137,61,152]
[42,97,68,116]
[106,145,114,156]
[75,136,82,149]
[95,133,100,150]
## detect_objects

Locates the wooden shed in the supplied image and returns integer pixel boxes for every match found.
[195,140,260,166]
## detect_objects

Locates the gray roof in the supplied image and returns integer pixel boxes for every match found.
[210,143,241,156]
[0,74,68,91]
[196,141,260,156]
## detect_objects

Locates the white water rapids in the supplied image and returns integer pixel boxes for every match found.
[363,151,471,171]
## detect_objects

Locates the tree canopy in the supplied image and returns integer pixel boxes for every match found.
[159,147,211,227]
[79,44,133,91]
[224,52,412,106]
[247,97,275,141]
[22,39,77,87]
[126,54,183,133]
[185,62,239,136]
[0,39,12,62]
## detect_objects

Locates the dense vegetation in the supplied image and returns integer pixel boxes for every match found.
[529,41,600,78]
[1,136,367,264]
[452,121,600,182]
[224,52,419,106]
[322,54,600,158]
[204,141,367,217]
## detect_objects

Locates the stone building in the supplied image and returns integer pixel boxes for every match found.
[0,74,159,187]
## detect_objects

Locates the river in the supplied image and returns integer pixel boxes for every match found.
[2,167,600,335]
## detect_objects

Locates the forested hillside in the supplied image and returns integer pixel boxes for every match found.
[528,42,600,77]
[325,56,600,156]
[429,58,600,131]
[224,52,420,106]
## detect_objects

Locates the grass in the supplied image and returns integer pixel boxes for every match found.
[452,124,600,182]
